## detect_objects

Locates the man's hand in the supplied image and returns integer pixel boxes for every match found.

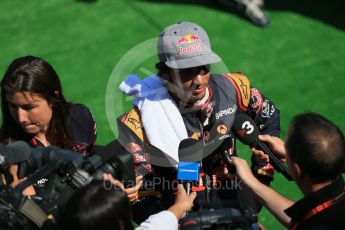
[229,157,258,186]
[251,135,286,163]
[102,173,143,200]
[168,184,197,220]
[10,164,36,196]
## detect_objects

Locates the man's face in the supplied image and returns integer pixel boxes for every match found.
[166,65,211,104]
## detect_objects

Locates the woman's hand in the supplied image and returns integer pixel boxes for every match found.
[229,157,256,185]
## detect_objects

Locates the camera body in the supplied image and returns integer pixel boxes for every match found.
[0,140,135,230]
[180,201,259,230]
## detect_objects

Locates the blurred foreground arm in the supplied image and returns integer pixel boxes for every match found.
[231,157,293,227]
[168,184,197,219]
[137,185,196,230]
[103,174,196,229]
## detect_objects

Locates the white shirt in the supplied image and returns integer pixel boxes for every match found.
[136,211,178,230]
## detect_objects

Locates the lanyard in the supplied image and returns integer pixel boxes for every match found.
[290,190,345,230]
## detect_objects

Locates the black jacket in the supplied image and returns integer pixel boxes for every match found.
[285,177,345,230]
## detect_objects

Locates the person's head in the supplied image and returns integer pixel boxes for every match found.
[62,180,133,230]
[156,21,221,104]
[0,55,73,148]
[285,113,345,183]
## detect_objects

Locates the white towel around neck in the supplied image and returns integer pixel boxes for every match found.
[119,74,188,166]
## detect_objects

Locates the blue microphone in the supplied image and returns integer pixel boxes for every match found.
[177,138,204,195]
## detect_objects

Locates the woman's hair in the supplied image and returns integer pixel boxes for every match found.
[0,55,74,148]
[61,180,134,230]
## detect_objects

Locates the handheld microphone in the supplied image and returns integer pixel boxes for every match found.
[177,138,204,195]
[0,141,31,186]
[232,113,292,181]
[0,141,31,168]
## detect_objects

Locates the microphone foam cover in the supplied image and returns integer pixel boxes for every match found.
[1,141,31,164]
[178,138,204,162]
[232,113,259,146]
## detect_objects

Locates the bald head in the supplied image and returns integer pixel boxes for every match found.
[286,113,345,182]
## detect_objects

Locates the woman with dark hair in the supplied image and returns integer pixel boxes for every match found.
[0,55,96,153]
[62,179,134,230]
[62,174,196,230]
[0,55,97,193]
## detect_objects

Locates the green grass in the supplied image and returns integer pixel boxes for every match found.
[1,0,344,228]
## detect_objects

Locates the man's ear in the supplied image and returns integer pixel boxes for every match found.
[291,162,302,180]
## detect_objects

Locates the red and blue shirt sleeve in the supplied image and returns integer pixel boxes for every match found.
[68,104,97,155]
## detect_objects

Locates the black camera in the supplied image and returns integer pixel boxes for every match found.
[0,140,135,230]
[180,201,259,230]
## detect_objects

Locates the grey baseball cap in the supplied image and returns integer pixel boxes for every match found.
[157,21,221,69]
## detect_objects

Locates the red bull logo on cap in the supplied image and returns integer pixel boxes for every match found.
[177,34,200,44]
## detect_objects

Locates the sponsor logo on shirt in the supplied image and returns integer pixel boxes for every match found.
[261,100,273,118]
[215,105,237,119]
